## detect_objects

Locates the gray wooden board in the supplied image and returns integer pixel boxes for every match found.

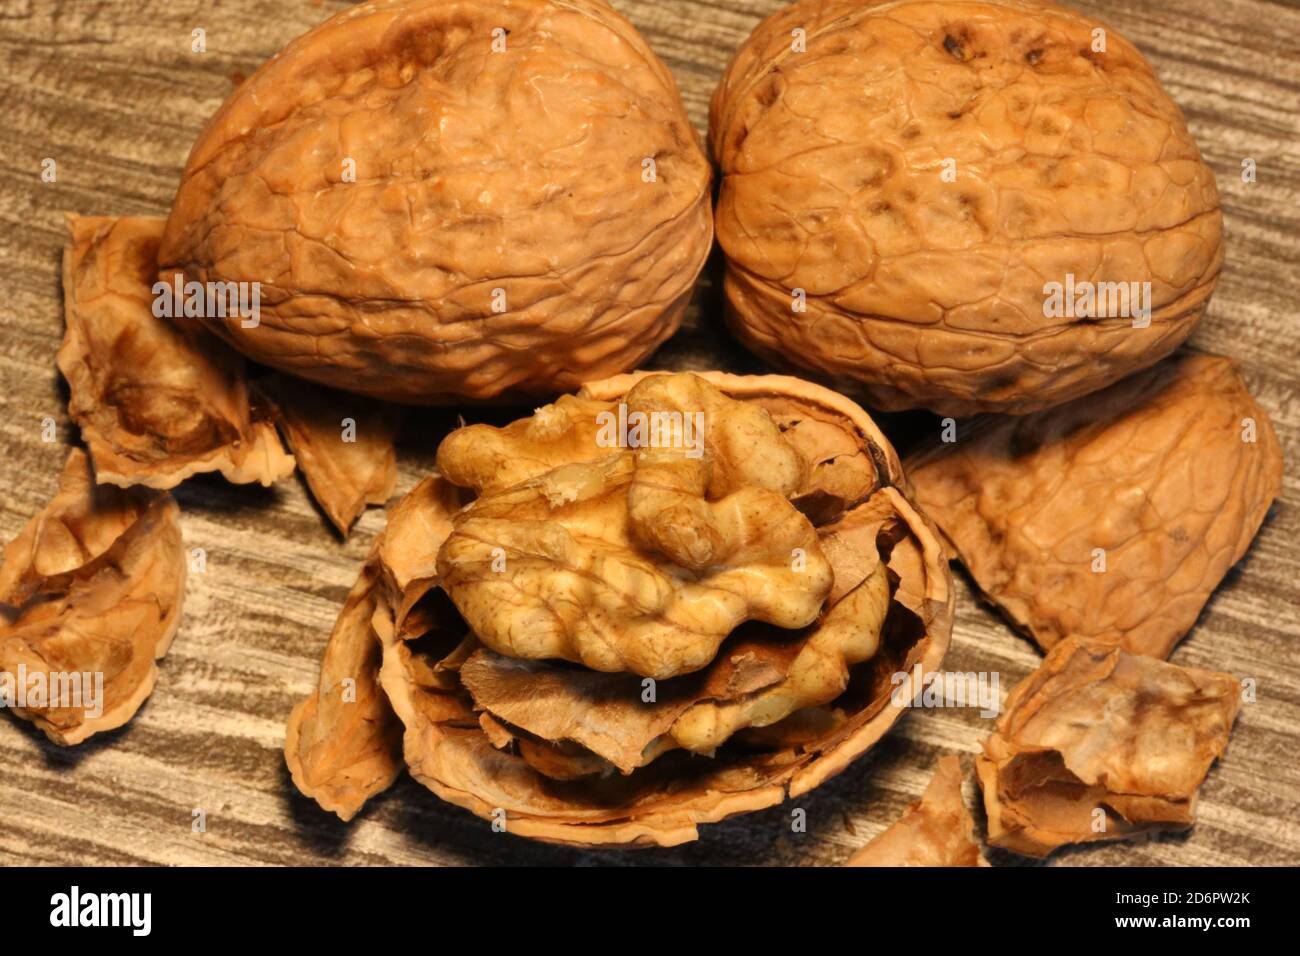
[0,0,1296,866]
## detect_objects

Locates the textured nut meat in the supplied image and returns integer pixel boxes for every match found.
[906,353,1283,659]
[711,0,1223,415]
[977,636,1240,857]
[436,375,836,679]
[160,0,712,403]
[367,372,952,846]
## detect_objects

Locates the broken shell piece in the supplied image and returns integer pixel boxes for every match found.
[283,474,470,820]
[976,636,1241,858]
[845,755,988,866]
[284,563,403,821]
[907,353,1283,659]
[0,449,185,745]
[257,374,400,536]
[59,216,295,490]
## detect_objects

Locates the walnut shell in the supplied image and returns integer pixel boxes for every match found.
[0,450,186,745]
[711,0,1223,415]
[906,353,1283,659]
[844,755,988,866]
[160,0,712,403]
[977,636,1241,857]
[60,216,295,489]
[368,372,952,846]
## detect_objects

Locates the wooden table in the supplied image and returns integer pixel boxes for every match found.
[0,0,1296,867]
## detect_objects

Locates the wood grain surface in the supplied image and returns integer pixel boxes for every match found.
[0,0,1296,867]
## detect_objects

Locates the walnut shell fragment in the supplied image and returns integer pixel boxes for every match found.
[256,374,400,536]
[284,563,403,821]
[711,0,1223,415]
[287,371,953,846]
[907,353,1283,659]
[845,755,988,866]
[0,449,185,745]
[59,216,295,489]
[977,636,1241,857]
[283,475,467,821]
[160,0,712,404]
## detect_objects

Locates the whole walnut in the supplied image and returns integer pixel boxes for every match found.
[711,0,1223,416]
[160,0,712,403]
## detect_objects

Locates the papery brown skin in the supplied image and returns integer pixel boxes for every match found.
[257,373,400,536]
[0,449,185,745]
[907,353,1283,659]
[368,371,954,847]
[454,493,894,779]
[711,0,1222,415]
[976,636,1241,857]
[457,638,794,775]
[845,755,988,866]
[159,0,712,404]
[59,216,296,489]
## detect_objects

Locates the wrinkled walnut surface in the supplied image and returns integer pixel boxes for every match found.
[907,353,1283,659]
[711,0,1222,415]
[285,371,953,846]
[0,450,185,745]
[59,216,295,489]
[845,755,988,866]
[977,636,1240,857]
[160,0,712,403]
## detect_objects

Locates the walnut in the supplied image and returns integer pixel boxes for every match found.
[845,756,988,866]
[0,450,185,745]
[435,374,835,678]
[256,374,400,536]
[286,372,954,844]
[711,0,1223,415]
[59,216,295,489]
[159,0,712,404]
[977,637,1241,857]
[907,353,1283,659]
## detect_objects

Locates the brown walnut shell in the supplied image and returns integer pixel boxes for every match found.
[0,450,186,745]
[59,216,295,489]
[977,636,1241,857]
[906,353,1283,659]
[844,755,988,866]
[285,372,954,844]
[394,372,953,845]
[160,0,712,404]
[710,0,1223,415]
